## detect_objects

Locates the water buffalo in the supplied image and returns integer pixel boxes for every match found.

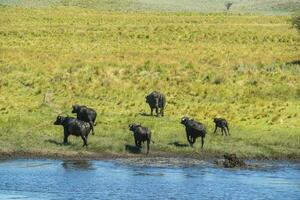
[128,123,152,154]
[181,117,206,149]
[213,118,229,136]
[145,91,166,117]
[54,116,91,147]
[72,105,97,135]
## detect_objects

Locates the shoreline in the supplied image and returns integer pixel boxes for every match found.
[0,149,299,162]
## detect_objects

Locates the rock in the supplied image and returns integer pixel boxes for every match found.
[215,153,246,168]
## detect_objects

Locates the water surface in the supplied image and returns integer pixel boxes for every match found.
[0,158,299,200]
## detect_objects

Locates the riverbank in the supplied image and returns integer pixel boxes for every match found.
[0,7,299,162]
[0,148,299,162]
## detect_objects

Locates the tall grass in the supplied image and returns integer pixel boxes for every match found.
[0,6,299,158]
[0,0,299,14]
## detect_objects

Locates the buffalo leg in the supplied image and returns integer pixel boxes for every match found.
[138,141,142,148]
[63,135,69,145]
[146,140,150,154]
[224,127,229,136]
[135,139,138,147]
[89,122,94,135]
[150,108,154,116]
[223,127,228,136]
[190,137,195,147]
[192,137,196,144]
[222,127,225,136]
[226,125,230,136]
[214,125,218,134]
[63,129,69,145]
[190,136,195,146]
[161,108,164,117]
[81,135,88,147]
[186,133,192,145]
[155,107,159,117]
[201,137,204,149]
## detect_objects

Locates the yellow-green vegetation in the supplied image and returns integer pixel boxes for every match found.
[1,0,300,14]
[0,6,300,159]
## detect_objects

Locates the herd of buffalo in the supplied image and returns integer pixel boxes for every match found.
[54,91,229,154]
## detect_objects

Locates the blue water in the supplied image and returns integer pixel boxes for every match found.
[0,159,299,200]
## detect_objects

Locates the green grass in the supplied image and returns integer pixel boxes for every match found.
[0,5,300,159]
[0,0,300,14]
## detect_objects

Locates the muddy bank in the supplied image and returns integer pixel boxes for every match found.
[115,157,209,168]
[115,154,298,169]
[0,150,124,161]
[0,149,218,161]
[0,149,299,163]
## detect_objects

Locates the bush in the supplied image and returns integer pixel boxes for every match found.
[225,2,233,11]
[291,13,300,33]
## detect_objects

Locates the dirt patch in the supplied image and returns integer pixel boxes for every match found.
[0,149,299,163]
[0,150,125,161]
[0,148,218,161]
[115,156,209,168]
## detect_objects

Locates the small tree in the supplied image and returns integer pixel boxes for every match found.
[291,14,300,33]
[225,2,233,11]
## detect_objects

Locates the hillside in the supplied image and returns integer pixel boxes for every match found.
[0,5,300,159]
[0,0,299,14]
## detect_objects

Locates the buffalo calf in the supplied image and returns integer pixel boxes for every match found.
[213,118,229,136]
[72,104,97,135]
[181,117,206,149]
[54,116,91,147]
[128,123,152,154]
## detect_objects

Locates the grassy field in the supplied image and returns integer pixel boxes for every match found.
[0,4,300,159]
[0,0,300,14]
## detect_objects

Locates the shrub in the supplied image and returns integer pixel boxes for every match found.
[225,2,233,11]
[291,13,300,33]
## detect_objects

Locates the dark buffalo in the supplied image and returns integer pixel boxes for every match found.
[213,118,229,136]
[181,117,206,149]
[128,123,152,154]
[54,116,91,147]
[72,105,97,135]
[145,91,166,117]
